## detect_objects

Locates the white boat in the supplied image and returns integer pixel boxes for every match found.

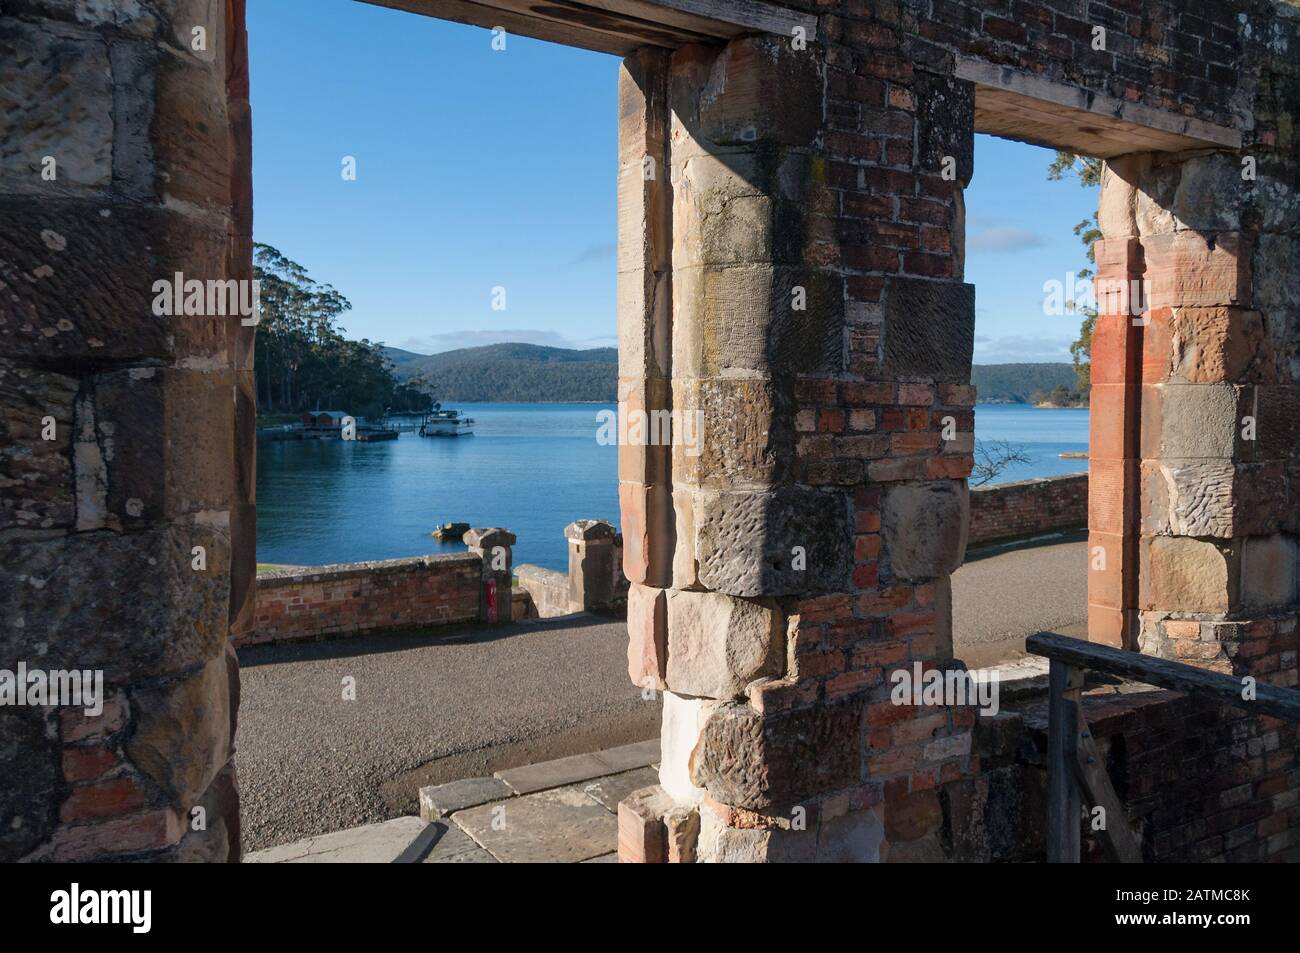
[419,407,474,437]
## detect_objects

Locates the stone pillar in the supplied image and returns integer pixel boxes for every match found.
[565,519,617,611]
[1086,230,1143,649]
[465,527,516,624]
[0,1,248,861]
[618,28,976,862]
[1097,150,1300,679]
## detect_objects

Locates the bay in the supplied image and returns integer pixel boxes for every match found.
[256,401,1089,572]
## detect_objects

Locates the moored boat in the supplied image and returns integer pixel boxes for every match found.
[419,406,474,437]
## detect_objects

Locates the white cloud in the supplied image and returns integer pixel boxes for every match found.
[968,227,1046,254]
[972,335,1073,364]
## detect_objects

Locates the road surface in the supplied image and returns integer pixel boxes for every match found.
[236,533,1086,850]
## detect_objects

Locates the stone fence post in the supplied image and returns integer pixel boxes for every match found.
[566,519,618,611]
[465,527,516,624]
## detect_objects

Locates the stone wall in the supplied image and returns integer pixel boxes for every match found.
[968,473,1087,545]
[243,554,483,648]
[950,682,1300,862]
[1,0,252,862]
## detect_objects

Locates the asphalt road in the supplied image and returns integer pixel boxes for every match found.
[236,534,1087,850]
[234,614,659,852]
[952,531,1088,668]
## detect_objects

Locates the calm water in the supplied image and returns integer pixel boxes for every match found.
[256,402,1088,571]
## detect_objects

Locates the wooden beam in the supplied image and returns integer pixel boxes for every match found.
[1046,660,1083,863]
[1072,711,1143,863]
[1026,632,1300,724]
[956,57,1242,156]
[359,0,816,55]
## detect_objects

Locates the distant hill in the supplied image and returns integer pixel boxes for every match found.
[971,363,1079,403]
[382,344,1076,405]
[383,343,617,403]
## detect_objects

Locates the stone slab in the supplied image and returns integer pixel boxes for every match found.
[419,776,514,820]
[245,816,430,864]
[592,738,661,774]
[452,785,617,863]
[584,766,662,812]
[421,822,498,864]
[495,752,612,795]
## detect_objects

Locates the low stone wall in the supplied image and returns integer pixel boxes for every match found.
[243,553,482,648]
[968,472,1087,546]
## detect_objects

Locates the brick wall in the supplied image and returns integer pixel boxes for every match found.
[242,554,482,648]
[968,472,1087,545]
[953,679,1300,862]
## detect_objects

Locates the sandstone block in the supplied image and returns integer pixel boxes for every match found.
[1240,535,1297,610]
[1141,383,1245,461]
[1141,536,1239,613]
[627,584,667,689]
[690,486,853,597]
[0,359,77,531]
[690,699,863,809]
[881,481,969,581]
[665,589,783,699]
[671,376,794,488]
[881,276,975,382]
[914,70,974,186]
[659,691,710,806]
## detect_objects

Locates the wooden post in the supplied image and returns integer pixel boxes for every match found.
[1047,659,1083,863]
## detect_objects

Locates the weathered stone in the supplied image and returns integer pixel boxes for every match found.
[1141,383,1244,461]
[126,647,235,811]
[627,583,667,689]
[0,197,233,364]
[619,480,673,587]
[418,777,513,820]
[0,525,230,682]
[691,699,863,809]
[1144,307,1270,384]
[0,706,59,861]
[881,276,975,381]
[1239,535,1297,610]
[1098,157,1140,239]
[665,589,783,699]
[882,481,969,581]
[1171,153,1245,232]
[695,801,816,862]
[1141,536,1239,613]
[690,486,853,596]
[914,70,974,187]
[454,785,616,863]
[665,805,700,862]
[672,263,845,378]
[1143,460,1237,538]
[567,519,616,610]
[1142,231,1252,310]
[672,376,794,487]
[659,690,709,806]
[0,20,114,193]
[617,784,671,863]
[0,359,77,531]
[817,807,885,862]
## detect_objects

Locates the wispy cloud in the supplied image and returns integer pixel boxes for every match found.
[972,335,1073,364]
[397,328,617,354]
[566,242,616,266]
[968,227,1046,254]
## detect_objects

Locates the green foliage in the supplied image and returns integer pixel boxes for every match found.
[253,244,431,418]
[1028,382,1088,407]
[386,343,618,403]
[1050,153,1102,396]
[972,363,1080,403]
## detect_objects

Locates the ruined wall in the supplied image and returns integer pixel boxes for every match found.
[950,685,1300,862]
[245,554,482,648]
[0,0,252,861]
[619,0,1300,862]
[968,473,1088,545]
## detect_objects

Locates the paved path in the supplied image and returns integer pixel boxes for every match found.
[237,534,1086,852]
[235,614,660,852]
[952,531,1088,668]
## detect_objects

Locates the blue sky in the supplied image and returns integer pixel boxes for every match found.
[249,0,1098,364]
